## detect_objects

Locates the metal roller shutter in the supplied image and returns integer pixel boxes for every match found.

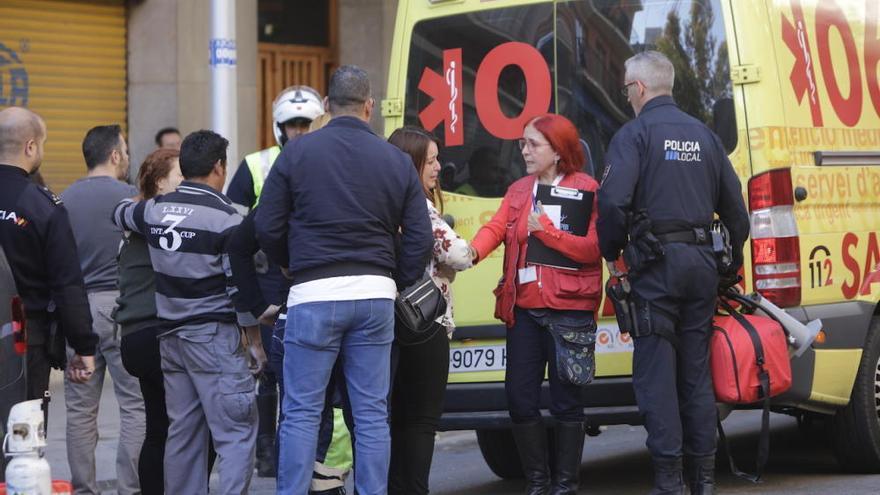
[0,0,126,192]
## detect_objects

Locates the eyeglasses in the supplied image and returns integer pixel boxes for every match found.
[517,138,551,151]
[621,81,638,97]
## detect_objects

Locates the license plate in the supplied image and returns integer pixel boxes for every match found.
[449,344,506,373]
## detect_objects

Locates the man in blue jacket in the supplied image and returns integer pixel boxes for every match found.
[255,65,433,495]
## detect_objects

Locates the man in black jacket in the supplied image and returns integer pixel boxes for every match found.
[256,65,433,495]
[0,107,97,400]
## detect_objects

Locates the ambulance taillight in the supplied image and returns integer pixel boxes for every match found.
[748,168,801,308]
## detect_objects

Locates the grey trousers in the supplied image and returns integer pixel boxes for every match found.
[65,290,145,495]
[160,321,257,495]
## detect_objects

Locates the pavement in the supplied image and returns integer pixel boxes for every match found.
[36,371,880,494]
[42,371,279,494]
[426,414,880,494]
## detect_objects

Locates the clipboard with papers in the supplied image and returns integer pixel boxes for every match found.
[525,184,594,270]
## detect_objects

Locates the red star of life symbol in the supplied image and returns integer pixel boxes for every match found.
[418,48,464,146]
[781,0,823,126]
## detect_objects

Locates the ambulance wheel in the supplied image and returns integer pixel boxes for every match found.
[476,428,524,479]
[832,315,880,472]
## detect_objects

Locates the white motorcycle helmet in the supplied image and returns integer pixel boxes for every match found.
[272,85,324,146]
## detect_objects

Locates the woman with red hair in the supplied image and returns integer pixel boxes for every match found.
[470,114,601,495]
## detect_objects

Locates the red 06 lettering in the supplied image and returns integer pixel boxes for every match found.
[866,0,880,113]
[782,0,880,126]
[815,0,862,126]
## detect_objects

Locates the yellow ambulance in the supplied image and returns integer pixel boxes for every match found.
[382,0,880,477]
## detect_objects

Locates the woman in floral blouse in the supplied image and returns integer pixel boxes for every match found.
[387,126,472,495]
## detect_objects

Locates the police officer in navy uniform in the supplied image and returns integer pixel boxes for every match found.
[597,52,750,494]
[0,107,98,399]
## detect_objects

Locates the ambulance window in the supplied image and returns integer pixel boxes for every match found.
[403,5,555,197]
[555,0,736,180]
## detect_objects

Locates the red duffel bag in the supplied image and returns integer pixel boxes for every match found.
[710,296,793,482]
[711,307,792,404]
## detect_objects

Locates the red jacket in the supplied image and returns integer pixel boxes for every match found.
[471,172,602,327]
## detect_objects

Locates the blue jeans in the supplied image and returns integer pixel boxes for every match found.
[269,316,350,463]
[268,316,286,408]
[277,298,394,495]
[258,323,278,395]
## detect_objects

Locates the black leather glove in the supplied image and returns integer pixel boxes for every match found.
[718,273,742,293]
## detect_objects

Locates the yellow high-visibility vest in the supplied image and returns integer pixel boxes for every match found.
[243,146,281,206]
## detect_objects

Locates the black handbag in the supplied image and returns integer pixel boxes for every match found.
[394,271,447,346]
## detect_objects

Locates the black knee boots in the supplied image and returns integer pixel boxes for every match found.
[256,393,278,478]
[649,456,685,495]
[549,421,585,495]
[684,454,715,495]
[512,421,551,495]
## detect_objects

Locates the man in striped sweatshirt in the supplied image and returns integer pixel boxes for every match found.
[113,130,265,495]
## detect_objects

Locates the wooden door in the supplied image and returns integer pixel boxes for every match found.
[257,43,337,148]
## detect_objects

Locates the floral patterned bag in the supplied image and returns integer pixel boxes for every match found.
[529,309,597,386]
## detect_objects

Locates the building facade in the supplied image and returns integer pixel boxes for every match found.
[0,0,397,192]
